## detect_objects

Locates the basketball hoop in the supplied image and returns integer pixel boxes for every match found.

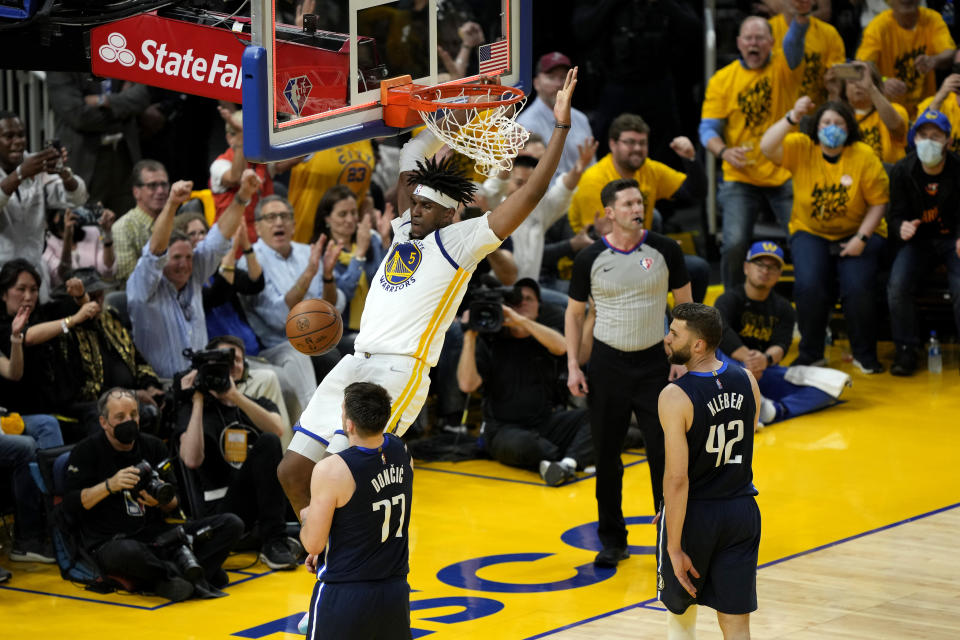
[383,79,529,177]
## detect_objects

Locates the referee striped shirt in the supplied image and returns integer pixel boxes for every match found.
[569,231,688,352]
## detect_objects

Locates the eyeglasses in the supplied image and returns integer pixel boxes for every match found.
[255,212,294,223]
[749,260,781,273]
[137,181,170,191]
[616,137,648,147]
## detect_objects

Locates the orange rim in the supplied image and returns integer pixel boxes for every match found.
[407,84,526,113]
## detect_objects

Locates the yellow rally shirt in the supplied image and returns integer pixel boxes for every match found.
[567,154,686,234]
[702,51,798,187]
[856,8,956,117]
[917,93,960,154]
[780,133,889,240]
[856,103,909,164]
[770,14,846,106]
[287,140,375,244]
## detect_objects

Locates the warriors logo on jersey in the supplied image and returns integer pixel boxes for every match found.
[383,242,423,288]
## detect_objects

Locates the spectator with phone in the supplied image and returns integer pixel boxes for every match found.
[0,111,88,298]
[42,202,117,288]
[829,61,909,166]
[761,97,889,372]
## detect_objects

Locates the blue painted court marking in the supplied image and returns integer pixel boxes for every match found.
[523,501,960,639]
[416,457,648,487]
[0,563,280,609]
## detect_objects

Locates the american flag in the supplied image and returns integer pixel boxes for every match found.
[478,40,509,75]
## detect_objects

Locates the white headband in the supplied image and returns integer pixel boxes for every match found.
[413,184,459,210]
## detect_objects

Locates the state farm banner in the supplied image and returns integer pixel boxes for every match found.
[91,14,247,102]
[91,14,349,117]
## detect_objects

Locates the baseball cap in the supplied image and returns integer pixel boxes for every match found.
[908,109,952,147]
[513,277,541,301]
[746,241,784,266]
[537,52,572,74]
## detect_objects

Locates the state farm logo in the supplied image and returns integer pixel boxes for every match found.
[99,33,136,67]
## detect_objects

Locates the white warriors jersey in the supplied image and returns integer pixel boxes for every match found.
[353,209,502,367]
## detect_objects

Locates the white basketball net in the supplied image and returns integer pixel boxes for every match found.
[416,89,529,177]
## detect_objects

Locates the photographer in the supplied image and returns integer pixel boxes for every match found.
[42,202,116,288]
[64,388,243,602]
[457,278,593,486]
[176,335,296,570]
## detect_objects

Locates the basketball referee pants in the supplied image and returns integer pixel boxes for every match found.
[587,339,669,550]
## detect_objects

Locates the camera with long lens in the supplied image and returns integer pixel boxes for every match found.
[151,524,214,584]
[132,458,176,505]
[466,284,522,334]
[183,348,234,393]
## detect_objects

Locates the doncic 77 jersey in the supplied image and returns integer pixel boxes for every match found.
[353,209,502,367]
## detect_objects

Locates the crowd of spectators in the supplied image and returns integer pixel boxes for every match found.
[2,0,960,591]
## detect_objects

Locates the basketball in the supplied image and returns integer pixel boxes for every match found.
[285,298,343,355]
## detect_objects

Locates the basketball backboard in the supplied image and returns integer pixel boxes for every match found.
[243,0,530,162]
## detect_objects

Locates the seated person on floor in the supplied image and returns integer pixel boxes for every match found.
[63,387,243,602]
[457,277,593,486]
[175,335,297,570]
[714,241,848,426]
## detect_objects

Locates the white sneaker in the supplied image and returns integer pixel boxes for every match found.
[759,397,777,424]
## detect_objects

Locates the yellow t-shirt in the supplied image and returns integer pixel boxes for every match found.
[856,8,956,117]
[770,14,846,106]
[567,154,686,234]
[855,103,909,164]
[287,141,375,244]
[916,93,960,154]
[780,133,890,240]
[702,51,798,187]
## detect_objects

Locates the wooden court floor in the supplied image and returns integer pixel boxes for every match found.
[2,340,959,639]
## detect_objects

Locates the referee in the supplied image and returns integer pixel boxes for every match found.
[566,178,692,568]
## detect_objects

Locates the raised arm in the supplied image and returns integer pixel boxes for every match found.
[761,96,813,165]
[487,68,578,240]
[216,169,262,241]
[149,180,194,256]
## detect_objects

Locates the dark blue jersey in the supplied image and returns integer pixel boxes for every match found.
[319,433,413,583]
[672,362,758,500]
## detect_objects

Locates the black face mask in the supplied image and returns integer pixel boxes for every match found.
[112,420,139,445]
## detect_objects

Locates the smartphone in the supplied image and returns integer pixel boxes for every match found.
[44,139,63,172]
[832,63,863,81]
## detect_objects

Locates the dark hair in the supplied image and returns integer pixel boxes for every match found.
[207,334,245,355]
[0,110,20,123]
[97,387,137,419]
[343,382,393,437]
[311,185,357,243]
[800,100,861,146]
[132,159,166,185]
[167,230,192,248]
[525,132,544,147]
[600,178,640,208]
[405,155,478,207]
[512,155,539,170]
[254,194,294,221]
[0,259,41,299]
[671,303,723,351]
[608,113,650,142]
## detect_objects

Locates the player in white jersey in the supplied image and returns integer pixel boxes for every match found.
[278,68,580,513]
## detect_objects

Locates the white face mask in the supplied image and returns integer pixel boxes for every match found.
[916,138,945,166]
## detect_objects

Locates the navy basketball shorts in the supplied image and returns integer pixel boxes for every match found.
[305,577,412,640]
[657,495,761,615]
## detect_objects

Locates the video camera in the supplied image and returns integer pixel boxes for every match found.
[70,204,104,227]
[466,284,522,334]
[151,524,214,584]
[182,348,234,393]
[132,458,177,504]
